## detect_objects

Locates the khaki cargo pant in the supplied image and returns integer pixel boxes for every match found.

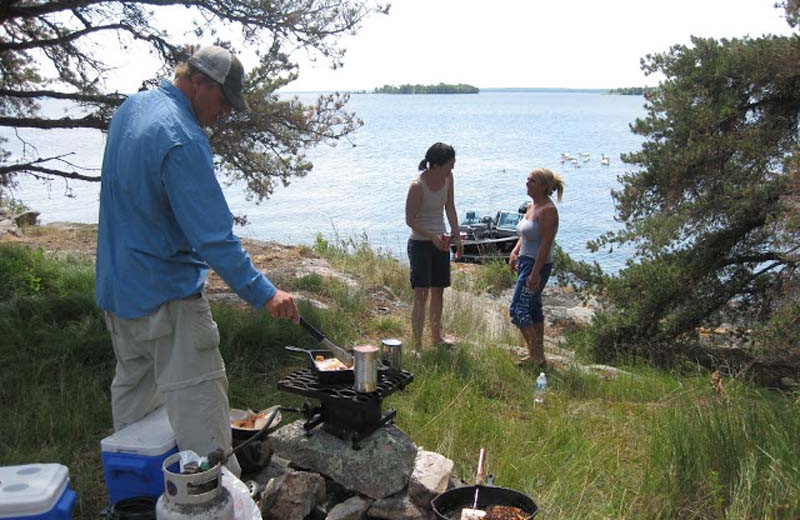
[104,293,241,476]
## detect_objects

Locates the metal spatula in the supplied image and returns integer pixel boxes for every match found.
[299,316,354,367]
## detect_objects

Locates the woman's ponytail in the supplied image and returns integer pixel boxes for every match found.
[419,142,455,172]
[551,174,565,202]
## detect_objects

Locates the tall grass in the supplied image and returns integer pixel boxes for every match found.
[0,245,112,517]
[312,232,412,303]
[1,242,798,520]
[643,386,800,518]
[451,258,517,296]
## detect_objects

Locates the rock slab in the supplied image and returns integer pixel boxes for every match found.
[270,420,418,499]
[325,495,372,520]
[408,450,453,508]
[263,470,325,520]
[368,491,435,520]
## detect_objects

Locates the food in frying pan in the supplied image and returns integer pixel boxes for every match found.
[315,357,350,371]
[484,505,528,520]
[232,409,268,429]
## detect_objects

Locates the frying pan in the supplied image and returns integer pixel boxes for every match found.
[431,486,538,519]
[285,345,355,384]
[299,316,354,367]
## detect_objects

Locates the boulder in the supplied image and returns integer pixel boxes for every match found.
[367,491,434,520]
[0,218,20,236]
[325,495,372,520]
[407,450,453,508]
[270,420,417,499]
[262,470,325,520]
[14,211,39,227]
[546,305,596,329]
[253,457,291,513]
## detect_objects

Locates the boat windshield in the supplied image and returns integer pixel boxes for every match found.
[460,210,486,226]
[496,211,523,230]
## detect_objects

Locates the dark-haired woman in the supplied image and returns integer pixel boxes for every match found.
[509,167,565,368]
[405,142,463,349]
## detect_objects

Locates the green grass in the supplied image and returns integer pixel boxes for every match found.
[452,258,517,296]
[312,232,411,303]
[1,242,798,520]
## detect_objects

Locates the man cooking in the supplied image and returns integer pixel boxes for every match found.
[95,46,299,476]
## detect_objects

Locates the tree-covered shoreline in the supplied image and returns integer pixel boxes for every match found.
[607,86,654,95]
[373,83,479,94]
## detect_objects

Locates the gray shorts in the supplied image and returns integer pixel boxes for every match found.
[104,293,240,476]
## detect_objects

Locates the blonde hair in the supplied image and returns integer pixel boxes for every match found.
[531,167,565,202]
[174,62,215,85]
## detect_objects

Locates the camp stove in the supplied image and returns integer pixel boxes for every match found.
[277,366,414,448]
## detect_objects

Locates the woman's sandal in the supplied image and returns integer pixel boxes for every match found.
[434,335,456,348]
[516,356,548,370]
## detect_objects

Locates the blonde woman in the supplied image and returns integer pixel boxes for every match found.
[508,168,565,368]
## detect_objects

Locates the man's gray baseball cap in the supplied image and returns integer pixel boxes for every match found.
[188,46,249,111]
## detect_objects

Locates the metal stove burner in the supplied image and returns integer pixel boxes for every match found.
[277,367,414,447]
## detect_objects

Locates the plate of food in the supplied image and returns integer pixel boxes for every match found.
[230,405,282,432]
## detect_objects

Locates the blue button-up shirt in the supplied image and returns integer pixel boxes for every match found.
[96,80,276,319]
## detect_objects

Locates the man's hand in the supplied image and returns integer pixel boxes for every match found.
[264,290,300,324]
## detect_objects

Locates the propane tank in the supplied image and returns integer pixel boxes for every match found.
[155,453,233,520]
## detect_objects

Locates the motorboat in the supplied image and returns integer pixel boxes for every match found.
[450,207,525,263]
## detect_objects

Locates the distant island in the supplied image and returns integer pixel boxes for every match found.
[374,83,479,94]
[481,87,609,94]
[608,87,654,95]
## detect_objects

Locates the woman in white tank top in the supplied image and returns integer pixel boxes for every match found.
[405,143,464,349]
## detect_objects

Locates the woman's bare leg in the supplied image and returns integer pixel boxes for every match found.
[517,323,546,365]
[429,287,445,344]
[531,322,546,363]
[411,288,429,349]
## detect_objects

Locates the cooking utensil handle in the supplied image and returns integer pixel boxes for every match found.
[299,316,354,367]
[322,338,355,366]
[227,407,282,460]
[299,316,325,342]
[475,447,486,486]
[284,345,311,353]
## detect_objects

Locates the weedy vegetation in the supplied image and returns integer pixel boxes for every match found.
[1,242,798,519]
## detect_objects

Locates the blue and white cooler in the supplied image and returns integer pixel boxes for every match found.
[100,407,179,504]
[0,463,76,520]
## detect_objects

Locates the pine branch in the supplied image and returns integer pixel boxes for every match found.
[0,163,101,182]
[0,22,130,51]
[0,89,125,105]
[0,116,108,130]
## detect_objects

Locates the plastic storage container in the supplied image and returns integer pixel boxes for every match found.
[0,463,76,520]
[100,407,179,504]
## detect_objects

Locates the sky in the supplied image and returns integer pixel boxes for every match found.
[277,0,795,91]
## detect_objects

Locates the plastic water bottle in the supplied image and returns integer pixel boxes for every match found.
[534,372,547,404]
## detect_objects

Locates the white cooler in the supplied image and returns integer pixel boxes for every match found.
[100,407,179,504]
[0,464,76,520]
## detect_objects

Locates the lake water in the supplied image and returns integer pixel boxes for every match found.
[6,91,646,272]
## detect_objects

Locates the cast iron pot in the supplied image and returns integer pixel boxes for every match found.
[431,484,539,520]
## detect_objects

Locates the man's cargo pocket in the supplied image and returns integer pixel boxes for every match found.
[128,305,174,342]
[184,294,220,351]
